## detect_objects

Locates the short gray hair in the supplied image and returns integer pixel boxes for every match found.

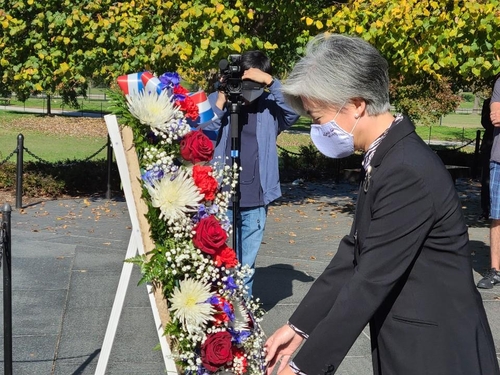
[282,33,391,116]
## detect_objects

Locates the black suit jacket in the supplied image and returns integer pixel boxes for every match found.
[289,117,499,375]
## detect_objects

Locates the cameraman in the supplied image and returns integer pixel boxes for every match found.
[207,51,300,296]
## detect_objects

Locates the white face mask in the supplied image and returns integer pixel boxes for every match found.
[309,106,359,159]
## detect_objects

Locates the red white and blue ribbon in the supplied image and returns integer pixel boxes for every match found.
[117,71,164,95]
[140,71,164,95]
[117,71,218,141]
[189,91,215,125]
[188,91,217,140]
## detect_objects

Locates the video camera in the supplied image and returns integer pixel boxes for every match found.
[216,54,263,97]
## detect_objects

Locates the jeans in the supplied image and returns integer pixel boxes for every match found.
[490,161,500,219]
[227,206,268,296]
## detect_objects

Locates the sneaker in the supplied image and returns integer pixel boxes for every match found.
[477,268,500,289]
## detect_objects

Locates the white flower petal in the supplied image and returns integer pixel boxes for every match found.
[170,278,215,334]
[127,90,180,128]
[145,169,203,223]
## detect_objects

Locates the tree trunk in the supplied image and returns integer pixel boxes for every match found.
[474,95,480,114]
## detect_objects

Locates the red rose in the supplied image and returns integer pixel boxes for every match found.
[193,165,219,201]
[180,130,214,164]
[214,245,238,268]
[193,216,228,255]
[201,331,234,372]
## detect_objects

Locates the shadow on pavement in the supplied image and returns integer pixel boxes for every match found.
[254,263,315,310]
[471,239,492,277]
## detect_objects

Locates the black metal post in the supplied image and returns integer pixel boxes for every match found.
[16,134,24,209]
[47,94,51,116]
[228,96,242,259]
[473,129,481,179]
[2,203,13,375]
[106,135,112,199]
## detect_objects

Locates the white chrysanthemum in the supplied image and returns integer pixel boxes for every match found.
[170,278,215,334]
[145,169,203,223]
[230,299,250,331]
[126,89,181,130]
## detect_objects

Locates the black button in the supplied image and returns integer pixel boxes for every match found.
[323,364,335,374]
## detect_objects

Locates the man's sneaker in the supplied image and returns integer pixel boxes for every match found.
[477,268,500,289]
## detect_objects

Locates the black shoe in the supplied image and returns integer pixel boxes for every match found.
[479,212,490,221]
[477,268,500,289]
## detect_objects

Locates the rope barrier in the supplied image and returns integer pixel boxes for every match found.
[276,144,308,156]
[278,137,476,158]
[0,134,112,209]
[22,142,108,166]
[0,150,17,167]
[432,138,476,152]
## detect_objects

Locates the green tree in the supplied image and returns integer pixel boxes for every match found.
[304,0,500,123]
[1,0,499,122]
[0,1,97,111]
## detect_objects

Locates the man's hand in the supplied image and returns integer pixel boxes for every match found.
[215,91,227,111]
[242,67,273,86]
[264,324,304,375]
[490,102,500,127]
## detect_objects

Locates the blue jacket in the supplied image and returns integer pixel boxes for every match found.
[205,79,299,205]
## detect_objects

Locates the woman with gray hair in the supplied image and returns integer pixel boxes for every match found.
[264,33,499,375]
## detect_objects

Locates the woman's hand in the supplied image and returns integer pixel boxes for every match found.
[264,324,304,375]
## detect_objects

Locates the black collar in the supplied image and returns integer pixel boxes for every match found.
[370,116,416,168]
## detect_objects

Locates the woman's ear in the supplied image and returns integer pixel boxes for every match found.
[351,98,366,117]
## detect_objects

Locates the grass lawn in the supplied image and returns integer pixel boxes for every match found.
[0,131,108,163]
[0,109,484,164]
[0,113,108,163]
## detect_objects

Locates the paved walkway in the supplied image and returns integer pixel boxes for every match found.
[0,178,498,374]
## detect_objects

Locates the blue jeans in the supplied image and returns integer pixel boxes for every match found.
[227,206,268,296]
[490,161,500,219]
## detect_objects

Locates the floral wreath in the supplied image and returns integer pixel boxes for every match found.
[111,71,266,374]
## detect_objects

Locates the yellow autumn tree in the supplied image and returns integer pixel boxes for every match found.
[1,0,499,121]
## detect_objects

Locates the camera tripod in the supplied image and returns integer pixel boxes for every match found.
[226,93,243,260]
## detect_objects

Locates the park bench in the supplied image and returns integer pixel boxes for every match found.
[0,98,11,105]
[342,165,470,185]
